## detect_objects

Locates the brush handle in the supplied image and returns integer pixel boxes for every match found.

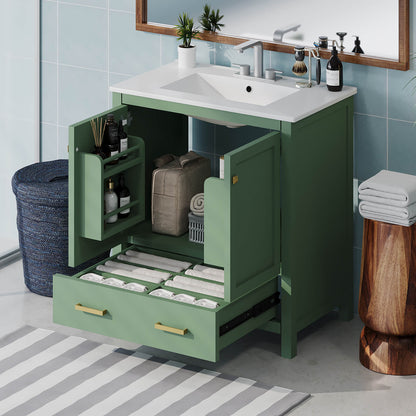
[316,58,321,85]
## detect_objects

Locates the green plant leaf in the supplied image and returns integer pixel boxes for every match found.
[175,12,200,47]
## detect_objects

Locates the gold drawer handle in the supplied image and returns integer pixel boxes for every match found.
[232,175,239,184]
[154,322,188,336]
[75,303,107,316]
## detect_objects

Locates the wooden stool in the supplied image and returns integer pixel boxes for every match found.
[359,219,416,375]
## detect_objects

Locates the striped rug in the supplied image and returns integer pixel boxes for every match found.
[0,326,310,416]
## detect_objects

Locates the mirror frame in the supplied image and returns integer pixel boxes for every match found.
[136,0,409,70]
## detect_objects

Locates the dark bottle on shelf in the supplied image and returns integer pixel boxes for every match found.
[326,42,343,92]
[118,120,128,160]
[104,114,119,163]
[117,173,131,219]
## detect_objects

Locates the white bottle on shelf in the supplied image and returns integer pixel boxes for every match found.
[105,178,118,223]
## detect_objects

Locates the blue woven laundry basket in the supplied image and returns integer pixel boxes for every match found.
[12,160,106,297]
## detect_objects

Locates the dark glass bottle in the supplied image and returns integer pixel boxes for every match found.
[104,114,119,163]
[326,45,343,92]
[118,120,128,160]
[117,174,130,219]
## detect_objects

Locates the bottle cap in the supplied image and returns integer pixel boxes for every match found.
[108,178,114,190]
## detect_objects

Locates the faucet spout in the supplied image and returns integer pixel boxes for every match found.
[234,40,263,78]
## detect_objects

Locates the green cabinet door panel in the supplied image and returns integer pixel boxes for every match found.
[69,105,133,267]
[205,132,280,303]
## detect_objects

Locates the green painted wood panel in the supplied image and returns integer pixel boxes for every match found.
[121,94,281,131]
[54,247,278,362]
[69,106,133,267]
[279,98,354,358]
[129,221,203,260]
[53,273,218,361]
[204,178,226,268]
[205,132,280,302]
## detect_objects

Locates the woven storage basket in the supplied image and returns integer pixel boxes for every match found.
[12,160,105,297]
[188,212,204,244]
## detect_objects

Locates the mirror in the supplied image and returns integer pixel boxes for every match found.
[136,0,409,70]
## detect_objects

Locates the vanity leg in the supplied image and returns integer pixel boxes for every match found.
[280,275,297,358]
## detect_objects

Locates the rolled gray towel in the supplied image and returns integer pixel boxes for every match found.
[190,193,204,216]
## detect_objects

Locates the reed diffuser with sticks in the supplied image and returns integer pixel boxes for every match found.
[90,117,106,158]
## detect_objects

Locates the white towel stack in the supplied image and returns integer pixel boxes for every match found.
[165,275,224,299]
[118,250,192,273]
[358,170,416,226]
[184,265,224,283]
[96,262,170,284]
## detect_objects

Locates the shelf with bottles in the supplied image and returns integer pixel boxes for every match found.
[78,135,145,242]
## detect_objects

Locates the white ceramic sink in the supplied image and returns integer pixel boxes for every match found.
[161,72,299,107]
[110,63,357,123]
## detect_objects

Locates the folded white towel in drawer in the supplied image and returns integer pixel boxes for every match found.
[125,250,192,271]
[124,282,148,292]
[194,299,219,309]
[165,280,223,299]
[172,293,196,304]
[174,275,224,294]
[193,265,224,279]
[79,273,104,283]
[106,260,171,280]
[185,269,224,283]
[359,201,416,226]
[149,288,175,298]
[96,265,165,284]
[121,251,189,272]
[358,170,416,207]
[165,275,224,298]
[101,277,125,288]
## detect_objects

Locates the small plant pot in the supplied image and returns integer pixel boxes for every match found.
[178,45,196,68]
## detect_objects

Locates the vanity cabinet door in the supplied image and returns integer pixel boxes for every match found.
[69,105,146,267]
[205,131,280,302]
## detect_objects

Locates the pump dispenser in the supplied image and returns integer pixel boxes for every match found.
[352,36,364,54]
[326,41,343,92]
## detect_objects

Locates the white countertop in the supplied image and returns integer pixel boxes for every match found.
[110,62,357,123]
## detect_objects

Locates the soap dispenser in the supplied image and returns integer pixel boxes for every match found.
[352,36,364,54]
[326,40,343,92]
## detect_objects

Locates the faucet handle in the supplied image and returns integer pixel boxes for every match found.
[231,63,250,76]
[265,68,283,81]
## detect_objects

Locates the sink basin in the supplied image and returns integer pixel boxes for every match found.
[161,72,299,106]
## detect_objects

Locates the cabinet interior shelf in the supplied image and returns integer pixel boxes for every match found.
[78,135,145,241]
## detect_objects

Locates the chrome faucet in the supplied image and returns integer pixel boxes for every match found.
[273,24,301,42]
[234,40,263,78]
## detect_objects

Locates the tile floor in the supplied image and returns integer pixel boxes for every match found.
[1,260,416,415]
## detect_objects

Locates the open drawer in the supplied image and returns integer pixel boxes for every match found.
[54,246,279,362]
[58,105,281,361]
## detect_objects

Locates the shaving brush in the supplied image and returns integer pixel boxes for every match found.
[292,46,307,77]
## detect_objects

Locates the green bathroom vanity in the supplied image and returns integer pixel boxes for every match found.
[53,63,356,361]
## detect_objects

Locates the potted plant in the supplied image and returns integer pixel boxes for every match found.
[199,4,224,34]
[176,13,199,68]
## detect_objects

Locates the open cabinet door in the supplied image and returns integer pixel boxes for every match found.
[205,131,280,302]
[69,105,146,267]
